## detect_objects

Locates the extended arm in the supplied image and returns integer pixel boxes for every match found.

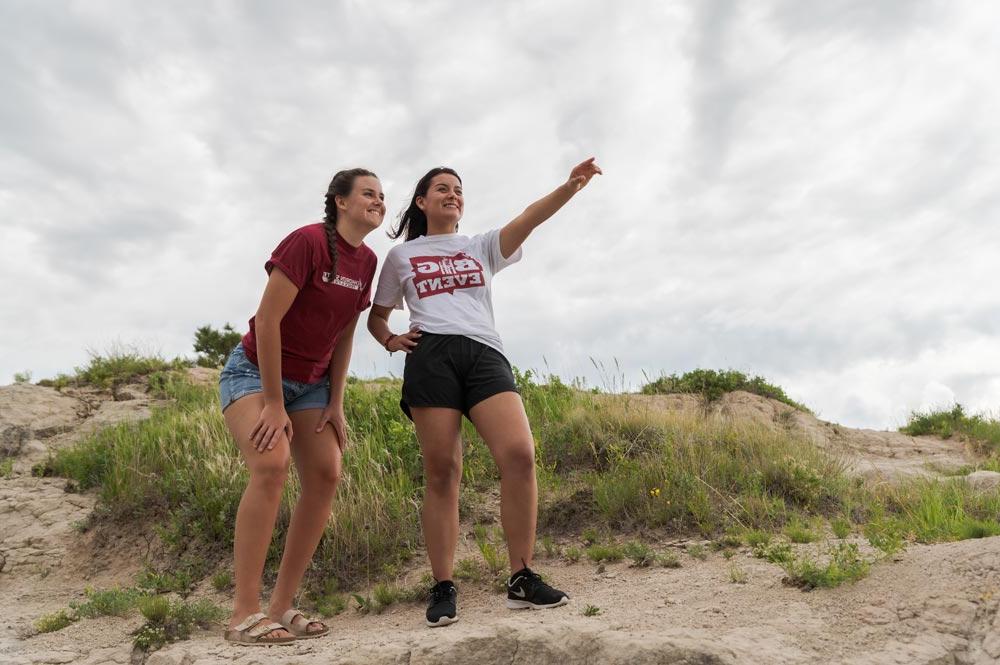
[499,157,602,259]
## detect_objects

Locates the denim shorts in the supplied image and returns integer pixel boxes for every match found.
[218,344,331,413]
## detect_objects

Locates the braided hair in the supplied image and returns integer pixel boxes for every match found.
[390,167,461,241]
[323,168,377,279]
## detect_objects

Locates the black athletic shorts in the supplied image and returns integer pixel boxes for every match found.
[400,333,518,420]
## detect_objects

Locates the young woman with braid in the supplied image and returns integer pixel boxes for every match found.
[219,168,383,645]
[368,158,602,627]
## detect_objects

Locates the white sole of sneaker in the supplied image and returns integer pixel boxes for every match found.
[506,596,570,610]
[426,615,459,627]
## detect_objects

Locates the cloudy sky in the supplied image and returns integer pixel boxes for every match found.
[2,1,997,429]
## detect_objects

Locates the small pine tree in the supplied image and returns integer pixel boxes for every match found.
[193,324,243,368]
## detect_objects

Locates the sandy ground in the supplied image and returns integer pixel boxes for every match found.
[2,378,999,664]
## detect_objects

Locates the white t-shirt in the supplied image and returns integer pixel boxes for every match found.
[373,229,522,354]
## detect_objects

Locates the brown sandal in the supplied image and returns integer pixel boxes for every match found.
[224,612,296,646]
[280,608,330,639]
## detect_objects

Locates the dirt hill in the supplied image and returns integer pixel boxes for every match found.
[2,378,999,664]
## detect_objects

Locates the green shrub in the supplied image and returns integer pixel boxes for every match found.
[134,597,225,652]
[831,518,852,539]
[35,610,77,633]
[782,543,870,590]
[640,369,810,412]
[586,543,624,563]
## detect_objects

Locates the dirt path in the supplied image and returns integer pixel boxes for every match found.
[3,381,999,664]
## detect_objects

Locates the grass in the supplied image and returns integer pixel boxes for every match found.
[641,369,810,412]
[686,544,708,560]
[38,346,192,391]
[623,541,655,567]
[0,458,13,478]
[782,543,870,590]
[211,570,233,592]
[729,565,748,584]
[901,404,1000,454]
[35,353,1000,600]
[35,610,77,633]
[784,518,819,544]
[586,543,624,563]
[656,551,681,568]
[134,596,226,651]
[583,604,601,617]
[831,518,852,539]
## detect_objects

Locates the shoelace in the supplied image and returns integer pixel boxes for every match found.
[430,583,454,604]
[513,567,543,586]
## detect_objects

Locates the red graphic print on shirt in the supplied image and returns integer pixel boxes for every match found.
[409,253,485,299]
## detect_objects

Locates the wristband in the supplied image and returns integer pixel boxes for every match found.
[383,333,397,351]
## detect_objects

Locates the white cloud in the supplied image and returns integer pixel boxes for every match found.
[2,1,998,430]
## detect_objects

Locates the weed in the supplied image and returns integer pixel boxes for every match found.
[586,543,624,563]
[729,565,748,584]
[133,597,225,652]
[477,540,506,577]
[784,519,818,544]
[754,541,793,565]
[686,544,708,560]
[864,518,906,557]
[831,518,852,539]
[583,604,602,617]
[72,587,145,618]
[540,534,559,557]
[564,546,582,563]
[0,458,13,479]
[744,529,771,548]
[211,571,233,592]
[455,557,484,582]
[782,543,870,590]
[623,541,655,567]
[656,551,681,568]
[581,527,600,545]
[35,610,77,633]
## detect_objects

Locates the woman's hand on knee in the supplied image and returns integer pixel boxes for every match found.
[250,402,293,452]
[314,403,349,453]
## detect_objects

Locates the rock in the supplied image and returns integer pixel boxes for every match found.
[80,401,152,434]
[28,651,79,664]
[964,470,1000,492]
[0,385,82,457]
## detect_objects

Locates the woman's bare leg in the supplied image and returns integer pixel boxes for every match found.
[410,407,463,581]
[468,392,537,572]
[267,409,342,631]
[223,394,292,638]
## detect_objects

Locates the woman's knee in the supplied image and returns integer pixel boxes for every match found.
[498,443,536,478]
[301,458,341,495]
[423,455,462,491]
[249,454,291,493]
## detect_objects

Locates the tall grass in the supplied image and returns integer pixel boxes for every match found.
[641,369,810,412]
[41,359,1000,593]
[901,404,1000,455]
[38,345,192,390]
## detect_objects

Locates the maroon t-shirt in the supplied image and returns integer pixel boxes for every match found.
[242,223,377,383]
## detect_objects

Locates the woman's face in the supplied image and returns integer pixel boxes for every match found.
[417,173,463,227]
[340,175,386,229]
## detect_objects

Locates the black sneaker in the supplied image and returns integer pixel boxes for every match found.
[506,567,569,610]
[426,580,458,627]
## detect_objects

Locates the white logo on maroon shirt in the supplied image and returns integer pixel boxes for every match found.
[322,272,363,290]
[409,253,484,298]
